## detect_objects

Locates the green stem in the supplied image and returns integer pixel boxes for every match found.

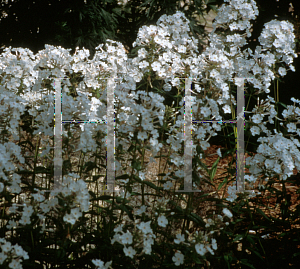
[32,135,41,191]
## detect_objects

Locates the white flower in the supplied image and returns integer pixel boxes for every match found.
[138,48,147,58]
[250,125,260,136]
[172,251,184,266]
[201,106,211,117]
[123,246,136,259]
[157,215,168,227]
[138,171,145,181]
[278,67,287,76]
[147,25,157,35]
[177,45,186,53]
[8,204,18,214]
[63,213,76,225]
[0,182,4,193]
[32,192,45,202]
[210,69,219,78]
[137,131,148,141]
[211,238,218,250]
[226,185,238,202]
[174,233,185,244]
[19,216,31,225]
[6,220,17,229]
[143,241,152,255]
[8,259,21,269]
[151,61,161,72]
[163,181,173,190]
[23,205,33,217]
[40,202,51,214]
[195,243,207,256]
[120,231,133,245]
[104,261,112,269]
[222,104,231,114]
[252,114,263,124]
[222,208,233,218]
[137,221,152,234]
[114,224,124,233]
[69,182,79,192]
[206,245,215,255]
[134,205,147,216]
[0,252,8,264]
[205,218,214,228]
[92,259,104,268]
[1,241,12,252]
[139,60,149,69]
[9,182,21,193]
[107,45,116,53]
[287,122,297,133]
[13,244,26,257]
[71,207,82,220]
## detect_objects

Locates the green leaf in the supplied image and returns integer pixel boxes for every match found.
[209,157,219,181]
[114,204,134,221]
[193,255,205,264]
[92,175,103,182]
[83,161,97,173]
[277,101,287,109]
[245,234,256,245]
[195,158,209,174]
[252,249,265,261]
[97,195,115,201]
[143,180,161,191]
[112,7,123,16]
[34,166,51,174]
[292,252,300,258]
[140,0,152,8]
[239,259,256,269]
[217,177,228,191]
[131,160,142,171]
[168,200,185,213]
[190,212,206,226]
[115,174,130,180]
[278,232,286,238]
[233,234,243,242]
[256,208,271,221]
[16,170,34,175]
[115,196,129,204]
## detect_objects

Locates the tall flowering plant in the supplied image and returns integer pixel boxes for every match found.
[0,0,299,268]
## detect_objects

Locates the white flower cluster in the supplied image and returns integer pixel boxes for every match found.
[259,20,298,69]
[92,259,113,269]
[111,219,157,258]
[0,238,29,268]
[0,131,25,183]
[6,188,56,231]
[6,174,91,229]
[246,132,300,180]
[172,228,218,265]
[0,1,299,266]
[0,1,297,202]
[191,230,218,257]
[49,174,90,225]
[195,238,218,256]
[212,0,259,37]
[133,10,199,82]
[204,212,229,230]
